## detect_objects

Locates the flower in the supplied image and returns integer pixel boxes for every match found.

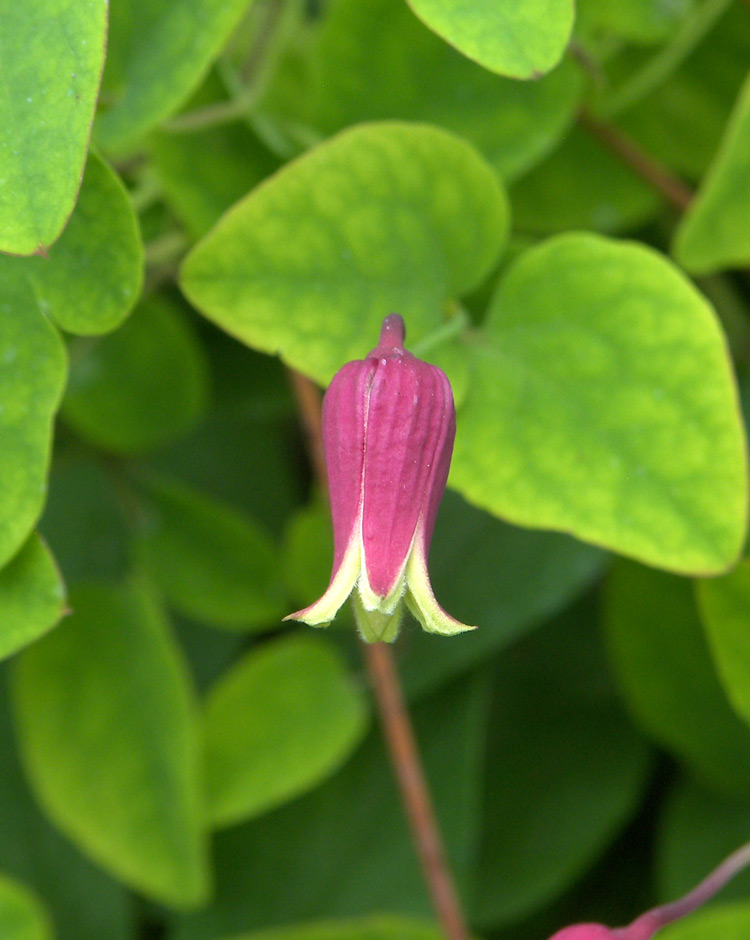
[286,314,474,643]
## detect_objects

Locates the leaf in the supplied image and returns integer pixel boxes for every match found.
[17,153,143,335]
[603,560,750,797]
[96,0,256,151]
[61,294,210,454]
[172,673,489,938]
[134,476,286,630]
[0,670,132,940]
[0,280,67,569]
[656,903,750,940]
[405,0,574,79]
[509,125,660,234]
[576,0,696,44]
[0,0,107,255]
[472,601,652,927]
[0,153,142,336]
[180,122,509,385]
[0,873,51,940]
[11,582,210,908]
[0,536,65,663]
[40,457,130,586]
[451,233,748,575]
[673,71,750,274]
[204,634,369,827]
[150,118,280,242]
[218,917,445,940]
[696,559,750,729]
[657,777,750,904]
[261,0,582,181]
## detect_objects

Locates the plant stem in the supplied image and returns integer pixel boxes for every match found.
[287,369,471,940]
[577,108,694,211]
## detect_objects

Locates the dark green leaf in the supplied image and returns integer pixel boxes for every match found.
[218,917,445,940]
[62,295,209,454]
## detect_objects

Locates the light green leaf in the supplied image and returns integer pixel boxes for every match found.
[96,0,256,151]
[0,536,65,663]
[510,125,660,234]
[659,904,750,940]
[261,0,582,181]
[473,602,651,926]
[0,668,132,940]
[697,559,750,728]
[0,873,51,940]
[204,635,368,827]
[405,0,574,79]
[134,477,286,630]
[604,560,750,797]
[2,153,143,335]
[61,295,209,454]
[673,71,750,274]
[0,280,67,569]
[0,0,107,255]
[180,122,509,385]
[451,233,747,575]
[11,582,210,908]
[219,917,445,940]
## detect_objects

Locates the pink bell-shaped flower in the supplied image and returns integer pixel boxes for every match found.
[546,841,750,940]
[286,314,474,643]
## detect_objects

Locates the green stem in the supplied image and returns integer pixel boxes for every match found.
[411,308,470,358]
[599,0,732,117]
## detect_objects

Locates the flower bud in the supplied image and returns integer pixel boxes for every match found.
[286,314,474,643]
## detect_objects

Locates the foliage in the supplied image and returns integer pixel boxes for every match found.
[2,1,750,939]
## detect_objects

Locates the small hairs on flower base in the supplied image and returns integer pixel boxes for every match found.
[285,314,475,643]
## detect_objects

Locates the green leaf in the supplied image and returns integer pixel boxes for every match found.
[0,536,65,663]
[150,120,279,242]
[473,601,651,926]
[0,873,51,940]
[96,0,256,151]
[11,582,210,908]
[0,281,66,569]
[657,777,750,904]
[261,0,582,181]
[696,559,750,728]
[0,674,132,940]
[451,233,747,575]
[509,125,660,234]
[604,560,750,797]
[576,0,696,44]
[21,153,142,335]
[180,122,509,385]
[405,0,574,79]
[173,674,489,938]
[219,917,445,940]
[0,0,107,255]
[134,476,286,630]
[204,634,369,827]
[657,904,750,940]
[673,71,750,274]
[61,294,210,454]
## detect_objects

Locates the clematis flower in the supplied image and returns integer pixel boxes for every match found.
[286,314,474,643]
[546,840,750,940]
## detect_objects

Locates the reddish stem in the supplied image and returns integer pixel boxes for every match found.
[288,369,471,940]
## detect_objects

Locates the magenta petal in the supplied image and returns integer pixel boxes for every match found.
[361,352,455,598]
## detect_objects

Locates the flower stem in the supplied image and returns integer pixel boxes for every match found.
[288,369,471,940]
[577,108,694,211]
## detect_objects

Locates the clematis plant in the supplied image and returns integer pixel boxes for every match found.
[547,841,750,940]
[286,314,475,643]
